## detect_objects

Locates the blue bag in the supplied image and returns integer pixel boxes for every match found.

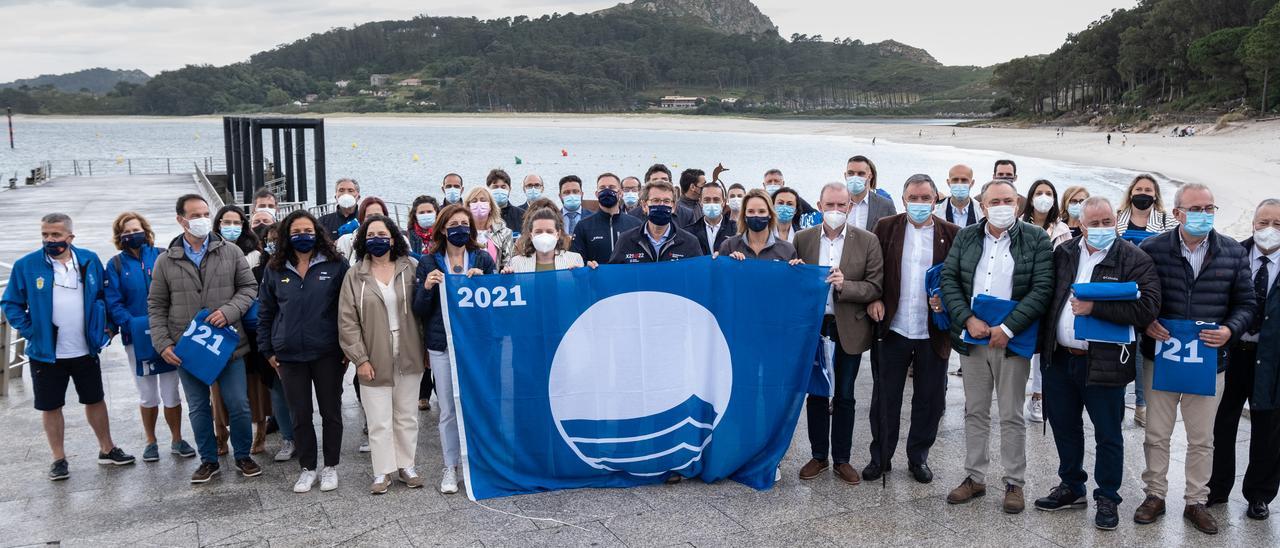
[128,316,173,376]
[961,294,1039,359]
[1120,229,1154,244]
[925,263,949,330]
[1152,319,1218,396]
[173,309,240,385]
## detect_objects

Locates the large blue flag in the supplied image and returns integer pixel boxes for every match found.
[443,256,828,500]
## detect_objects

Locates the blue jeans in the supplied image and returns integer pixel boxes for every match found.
[178,357,253,463]
[269,380,294,442]
[1043,348,1126,503]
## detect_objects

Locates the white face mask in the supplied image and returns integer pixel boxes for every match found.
[256,207,277,220]
[727,197,743,212]
[336,194,358,209]
[1255,226,1280,251]
[186,217,212,238]
[823,209,847,230]
[1032,195,1055,214]
[531,233,559,254]
[986,205,1017,229]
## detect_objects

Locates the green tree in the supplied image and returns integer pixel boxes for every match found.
[1240,3,1280,112]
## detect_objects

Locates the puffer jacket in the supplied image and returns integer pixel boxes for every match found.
[147,234,257,359]
[940,220,1055,355]
[337,256,424,386]
[1039,237,1162,387]
[1138,229,1255,372]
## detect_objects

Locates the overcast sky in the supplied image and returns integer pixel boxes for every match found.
[0,0,1139,82]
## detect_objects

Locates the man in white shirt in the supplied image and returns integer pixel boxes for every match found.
[934,164,985,228]
[1031,197,1161,531]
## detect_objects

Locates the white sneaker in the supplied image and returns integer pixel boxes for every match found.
[293,469,317,493]
[1028,397,1044,423]
[439,466,459,494]
[320,466,338,492]
[359,439,370,453]
[275,440,295,462]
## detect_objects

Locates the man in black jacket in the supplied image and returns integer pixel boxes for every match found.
[684,181,736,257]
[572,173,642,264]
[609,180,702,264]
[1031,197,1161,531]
[1134,183,1256,535]
[317,178,360,239]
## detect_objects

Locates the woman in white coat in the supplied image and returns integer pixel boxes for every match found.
[501,208,585,273]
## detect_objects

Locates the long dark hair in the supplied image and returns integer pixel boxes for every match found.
[213,205,260,255]
[354,214,409,262]
[268,210,339,271]
[409,195,440,232]
[429,204,480,254]
[1022,179,1061,230]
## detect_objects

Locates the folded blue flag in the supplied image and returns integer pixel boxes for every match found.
[1120,229,1154,244]
[1072,281,1140,301]
[925,263,949,330]
[128,316,174,376]
[174,309,240,385]
[961,294,1039,359]
[1074,315,1135,344]
[806,337,835,398]
[1152,319,1218,396]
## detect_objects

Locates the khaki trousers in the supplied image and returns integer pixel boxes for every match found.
[1140,363,1224,504]
[960,344,1031,487]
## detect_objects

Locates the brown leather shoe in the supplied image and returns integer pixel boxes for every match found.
[1133,495,1166,524]
[834,463,861,485]
[947,477,987,504]
[798,458,829,480]
[1183,504,1219,534]
[1002,484,1025,514]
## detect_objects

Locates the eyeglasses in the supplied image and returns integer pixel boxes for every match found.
[649,199,675,206]
[1178,205,1219,214]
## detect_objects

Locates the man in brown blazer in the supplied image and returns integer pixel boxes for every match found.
[794,182,885,485]
[864,174,960,485]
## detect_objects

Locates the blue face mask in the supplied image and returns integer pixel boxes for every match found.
[623,191,640,207]
[1067,203,1084,220]
[746,215,770,232]
[525,187,542,202]
[1183,211,1215,237]
[702,203,723,219]
[775,204,796,223]
[765,184,781,196]
[1086,226,1117,250]
[290,233,316,253]
[906,203,933,224]
[365,237,391,257]
[562,194,583,211]
[846,175,867,195]
[220,225,242,242]
[44,240,69,257]
[647,204,673,226]
[597,188,619,209]
[444,187,462,203]
[416,212,436,229]
[950,184,970,200]
[121,232,147,250]
[446,225,471,247]
[490,188,510,207]
[264,242,277,255]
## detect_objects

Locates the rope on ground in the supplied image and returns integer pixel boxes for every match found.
[469,499,593,532]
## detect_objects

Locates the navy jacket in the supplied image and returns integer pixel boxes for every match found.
[1139,229,1256,371]
[1239,237,1280,409]
[318,209,358,240]
[608,225,704,264]
[256,255,349,362]
[571,210,643,264]
[684,217,737,257]
[104,245,160,346]
[499,204,525,237]
[413,250,497,351]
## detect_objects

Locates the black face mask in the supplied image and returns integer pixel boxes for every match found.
[1130,194,1155,211]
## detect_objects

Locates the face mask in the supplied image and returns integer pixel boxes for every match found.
[290,233,316,253]
[121,232,147,250]
[906,203,933,224]
[220,225,242,242]
[727,197,743,212]
[1067,203,1084,219]
[257,207,277,220]
[950,184,970,200]
[336,194,358,209]
[775,204,796,223]
[1032,195,1055,214]
[469,202,491,220]
[531,233,559,254]
[444,187,462,203]
[1255,227,1280,251]
[416,212,436,229]
[765,184,781,196]
[44,240,69,257]
[186,217,212,239]
[746,215,770,232]
[365,236,391,257]
[446,225,471,247]
[823,209,847,230]
[846,175,867,196]
[986,205,1017,229]
[1130,194,1155,211]
[264,242,277,255]
[1183,211,1215,237]
[702,203,723,219]
[647,205,673,226]
[562,194,583,211]
[623,191,640,207]
[525,187,542,201]
[597,188,619,209]
[1086,226,1117,250]
[490,188,510,207]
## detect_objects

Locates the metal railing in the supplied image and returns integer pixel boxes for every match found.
[38,156,224,178]
[306,201,414,229]
[0,279,30,397]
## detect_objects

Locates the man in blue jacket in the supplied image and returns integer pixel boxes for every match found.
[2,213,135,481]
[572,172,642,264]
[609,180,703,264]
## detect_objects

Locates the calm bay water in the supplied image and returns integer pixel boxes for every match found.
[1,116,1140,207]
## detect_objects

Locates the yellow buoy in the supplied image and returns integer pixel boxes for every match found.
[115,156,124,165]
[412,153,420,162]
[352,142,358,149]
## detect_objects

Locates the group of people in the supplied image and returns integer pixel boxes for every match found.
[3,154,1278,537]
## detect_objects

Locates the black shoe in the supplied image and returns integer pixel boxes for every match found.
[1247,501,1269,520]
[1095,497,1119,530]
[191,461,220,484]
[235,457,263,477]
[1034,483,1088,512]
[861,461,889,482]
[48,459,70,481]
[97,447,136,466]
[908,462,933,484]
[1206,493,1229,507]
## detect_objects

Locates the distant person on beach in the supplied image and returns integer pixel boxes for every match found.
[935,164,984,228]
[318,178,361,239]
[2,213,135,481]
[1107,134,1112,145]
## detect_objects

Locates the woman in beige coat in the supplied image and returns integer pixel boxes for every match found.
[337,215,426,494]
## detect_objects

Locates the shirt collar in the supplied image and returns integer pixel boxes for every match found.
[644,223,671,243]
[1253,245,1280,264]
[182,235,210,254]
[821,224,846,242]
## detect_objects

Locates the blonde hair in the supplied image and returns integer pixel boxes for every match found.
[737,189,778,235]
[1060,185,1090,222]
[1119,174,1166,214]
[111,211,155,250]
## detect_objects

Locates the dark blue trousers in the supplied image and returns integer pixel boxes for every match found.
[1043,348,1126,503]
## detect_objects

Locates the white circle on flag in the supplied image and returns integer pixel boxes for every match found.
[548,291,733,476]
